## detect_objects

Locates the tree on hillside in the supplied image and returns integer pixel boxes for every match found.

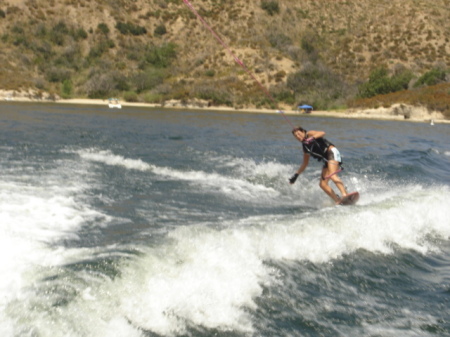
[414,67,448,88]
[287,62,350,109]
[358,67,413,99]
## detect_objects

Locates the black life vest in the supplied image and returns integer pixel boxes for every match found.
[302,137,334,162]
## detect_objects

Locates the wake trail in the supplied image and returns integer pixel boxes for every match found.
[75,148,280,200]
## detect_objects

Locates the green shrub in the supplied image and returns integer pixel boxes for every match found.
[145,43,177,68]
[6,6,20,15]
[11,25,24,34]
[10,23,28,46]
[271,86,295,105]
[84,73,116,98]
[287,62,351,109]
[390,69,414,91]
[88,45,106,59]
[72,28,88,41]
[301,36,315,55]
[358,67,415,98]
[88,38,111,59]
[261,1,280,16]
[154,24,167,36]
[53,21,69,35]
[115,21,147,36]
[414,68,447,87]
[115,22,128,34]
[123,91,138,102]
[48,21,69,46]
[196,87,232,106]
[358,67,392,98]
[204,69,215,77]
[113,72,130,91]
[46,66,71,83]
[267,31,292,51]
[61,79,73,98]
[300,34,320,63]
[131,69,165,93]
[12,34,28,46]
[274,70,286,82]
[97,23,110,35]
[142,92,163,104]
[47,22,69,46]
[287,63,335,92]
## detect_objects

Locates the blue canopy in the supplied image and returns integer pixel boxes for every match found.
[298,105,313,109]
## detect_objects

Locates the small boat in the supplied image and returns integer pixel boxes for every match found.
[430,119,434,126]
[108,98,122,109]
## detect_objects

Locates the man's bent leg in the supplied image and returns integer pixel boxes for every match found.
[327,160,347,197]
[320,167,340,202]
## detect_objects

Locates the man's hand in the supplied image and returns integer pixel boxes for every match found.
[303,137,315,145]
[289,173,299,184]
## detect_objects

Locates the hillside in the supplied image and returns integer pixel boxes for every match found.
[0,0,449,115]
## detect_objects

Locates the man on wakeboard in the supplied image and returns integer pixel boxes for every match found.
[289,126,348,204]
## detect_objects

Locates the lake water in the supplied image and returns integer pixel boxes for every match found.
[0,102,449,337]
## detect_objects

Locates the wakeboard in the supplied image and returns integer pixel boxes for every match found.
[339,191,360,206]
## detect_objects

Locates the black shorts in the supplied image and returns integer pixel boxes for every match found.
[323,147,342,168]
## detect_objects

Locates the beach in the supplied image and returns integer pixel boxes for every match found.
[1,89,448,124]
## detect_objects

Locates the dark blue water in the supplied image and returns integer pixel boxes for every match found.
[0,102,449,337]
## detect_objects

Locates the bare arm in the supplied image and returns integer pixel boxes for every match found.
[306,130,325,139]
[289,153,310,184]
[296,153,310,174]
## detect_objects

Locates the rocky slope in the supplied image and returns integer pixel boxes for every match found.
[0,0,449,112]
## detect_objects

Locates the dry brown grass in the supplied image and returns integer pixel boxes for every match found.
[348,83,450,118]
[0,0,448,110]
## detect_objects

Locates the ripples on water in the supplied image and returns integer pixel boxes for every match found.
[0,103,449,337]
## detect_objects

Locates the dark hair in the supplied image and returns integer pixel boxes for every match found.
[292,126,306,135]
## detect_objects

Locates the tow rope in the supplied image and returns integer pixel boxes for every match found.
[323,168,343,180]
[182,0,295,129]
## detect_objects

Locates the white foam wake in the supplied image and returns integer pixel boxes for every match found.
[0,158,112,336]
[76,148,281,200]
[110,184,450,335]
[77,149,152,171]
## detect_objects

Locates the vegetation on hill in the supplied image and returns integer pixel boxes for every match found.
[349,83,450,118]
[0,0,449,116]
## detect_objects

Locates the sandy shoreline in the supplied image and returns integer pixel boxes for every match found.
[1,90,449,124]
